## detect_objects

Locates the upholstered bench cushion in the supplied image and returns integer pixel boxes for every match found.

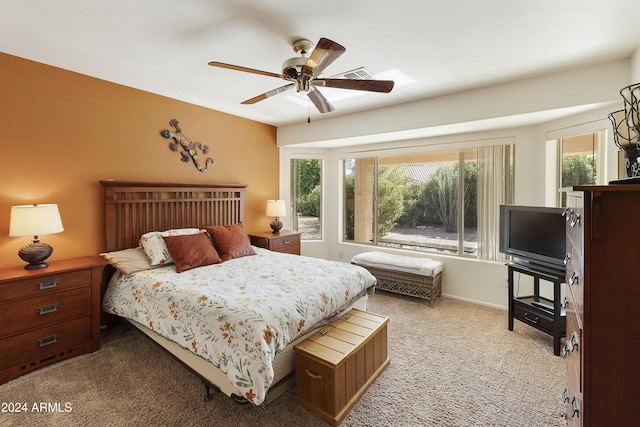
[351,251,443,276]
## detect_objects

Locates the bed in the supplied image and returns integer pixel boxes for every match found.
[98,181,376,406]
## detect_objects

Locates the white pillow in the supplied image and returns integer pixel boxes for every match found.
[139,228,203,265]
[100,247,156,274]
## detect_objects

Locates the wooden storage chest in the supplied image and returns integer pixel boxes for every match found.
[294,309,389,426]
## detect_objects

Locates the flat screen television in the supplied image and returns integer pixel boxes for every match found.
[499,205,566,273]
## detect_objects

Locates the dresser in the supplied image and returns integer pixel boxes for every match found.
[563,185,640,426]
[0,256,106,384]
[249,230,301,255]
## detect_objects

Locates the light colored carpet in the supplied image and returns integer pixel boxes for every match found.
[0,291,567,426]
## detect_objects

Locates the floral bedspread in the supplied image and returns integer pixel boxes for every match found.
[102,247,376,405]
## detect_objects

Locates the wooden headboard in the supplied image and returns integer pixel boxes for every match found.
[100,181,247,252]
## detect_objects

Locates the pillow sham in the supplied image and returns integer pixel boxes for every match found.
[205,223,256,261]
[139,228,202,265]
[162,232,222,273]
[100,247,157,275]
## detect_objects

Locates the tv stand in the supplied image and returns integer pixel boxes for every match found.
[507,262,566,355]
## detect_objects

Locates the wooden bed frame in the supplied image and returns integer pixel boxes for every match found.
[101,180,246,253]
[99,180,368,406]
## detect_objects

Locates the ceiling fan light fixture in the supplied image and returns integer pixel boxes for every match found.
[281,56,307,79]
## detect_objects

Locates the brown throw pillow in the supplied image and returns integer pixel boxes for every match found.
[162,232,222,273]
[205,223,256,262]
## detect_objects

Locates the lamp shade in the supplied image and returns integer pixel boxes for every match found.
[266,200,287,217]
[9,204,64,237]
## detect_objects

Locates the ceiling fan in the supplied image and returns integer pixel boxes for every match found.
[208,37,394,114]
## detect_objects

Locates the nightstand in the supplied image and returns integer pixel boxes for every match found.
[249,230,301,255]
[0,256,106,384]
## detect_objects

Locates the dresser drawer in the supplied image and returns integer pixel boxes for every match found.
[0,315,92,371]
[0,287,91,338]
[0,269,91,302]
[565,253,583,321]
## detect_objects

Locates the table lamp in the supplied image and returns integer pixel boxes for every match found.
[9,204,64,269]
[266,200,286,233]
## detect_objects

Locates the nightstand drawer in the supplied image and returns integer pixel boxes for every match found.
[269,235,300,250]
[0,269,91,302]
[0,287,92,338]
[249,231,301,255]
[0,314,92,371]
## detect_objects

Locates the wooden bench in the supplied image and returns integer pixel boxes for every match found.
[351,251,443,306]
[294,309,389,426]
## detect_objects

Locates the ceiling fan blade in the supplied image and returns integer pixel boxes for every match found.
[301,38,346,77]
[312,78,394,93]
[208,61,282,79]
[307,88,335,113]
[241,83,295,105]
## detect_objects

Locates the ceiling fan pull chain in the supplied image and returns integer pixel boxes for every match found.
[308,99,311,123]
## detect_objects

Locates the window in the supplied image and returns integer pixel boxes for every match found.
[343,144,514,260]
[290,158,322,240]
[558,131,601,206]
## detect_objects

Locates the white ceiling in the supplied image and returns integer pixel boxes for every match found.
[2,0,640,129]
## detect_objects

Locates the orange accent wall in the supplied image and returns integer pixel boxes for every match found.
[0,53,278,268]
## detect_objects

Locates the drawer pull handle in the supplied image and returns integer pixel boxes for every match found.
[563,253,571,266]
[37,279,59,290]
[305,369,322,380]
[37,334,59,347]
[36,303,59,315]
[565,339,574,353]
[569,271,579,286]
[570,331,580,350]
[562,387,570,403]
[570,395,580,417]
[523,312,539,324]
[283,239,290,244]
[570,214,581,227]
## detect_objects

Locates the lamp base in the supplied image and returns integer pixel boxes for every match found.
[18,241,53,269]
[270,218,283,234]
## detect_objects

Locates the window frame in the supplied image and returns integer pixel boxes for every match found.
[289,155,324,241]
[340,139,514,261]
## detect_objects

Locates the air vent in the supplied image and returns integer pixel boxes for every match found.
[332,67,375,80]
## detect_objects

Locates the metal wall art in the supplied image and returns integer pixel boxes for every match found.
[160,119,214,173]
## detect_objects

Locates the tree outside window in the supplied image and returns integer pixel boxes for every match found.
[291,158,322,240]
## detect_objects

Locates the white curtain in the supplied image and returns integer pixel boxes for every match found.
[476,145,514,261]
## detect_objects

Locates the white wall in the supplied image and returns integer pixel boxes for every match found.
[277,57,634,309]
[278,59,629,147]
